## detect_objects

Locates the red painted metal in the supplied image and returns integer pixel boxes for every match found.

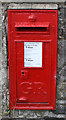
[8,10,58,110]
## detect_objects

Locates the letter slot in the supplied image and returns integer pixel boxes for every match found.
[15,23,50,34]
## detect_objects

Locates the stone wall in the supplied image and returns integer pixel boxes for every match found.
[0,1,66,120]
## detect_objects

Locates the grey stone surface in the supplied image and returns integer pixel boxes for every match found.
[32,4,58,9]
[8,3,32,9]
[0,1,2,120]
[64,7,66,18]
[8,3,58,9]
[0,2,66,120]
[0,0,65,3]
[64,6,66,39]
[64,40,66,62]
[1,118,66,120]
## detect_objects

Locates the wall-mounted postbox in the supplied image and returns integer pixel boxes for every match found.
[8,10,58,110]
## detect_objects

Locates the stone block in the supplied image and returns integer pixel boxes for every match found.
[64,6,66,18]
[64,40,66,62]
[32,4,58,9]
[57,40,64,69]
[0,0,65,3]
[8,3,32,9]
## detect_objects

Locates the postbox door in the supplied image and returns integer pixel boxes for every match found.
[16,41,51,103]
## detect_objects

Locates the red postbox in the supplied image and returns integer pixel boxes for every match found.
[8,10,58,110]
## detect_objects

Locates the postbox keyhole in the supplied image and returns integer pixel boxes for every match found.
[22,72,24,76]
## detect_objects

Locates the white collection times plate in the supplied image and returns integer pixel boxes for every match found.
[24,42,42,67]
